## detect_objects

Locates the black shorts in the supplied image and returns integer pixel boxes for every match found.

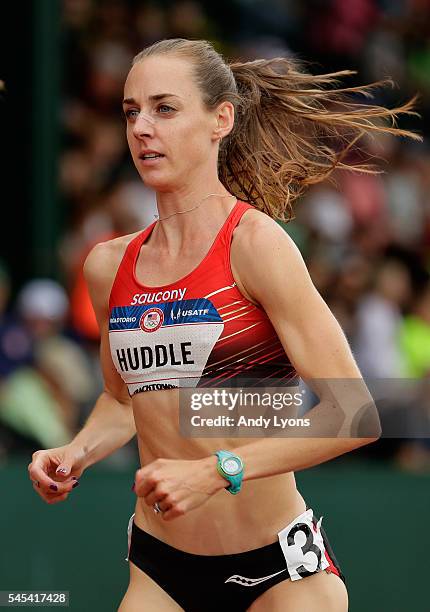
[125,507,345,611]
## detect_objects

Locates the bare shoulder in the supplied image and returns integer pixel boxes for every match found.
[232,207,301,265]
[83,231,142,315]
[231,207,309,307]
[83,231,141,286]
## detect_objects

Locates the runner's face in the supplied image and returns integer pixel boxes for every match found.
[123,55,217,190]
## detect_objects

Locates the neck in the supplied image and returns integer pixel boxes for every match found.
[151,183,237,252]
[155,178,229,215]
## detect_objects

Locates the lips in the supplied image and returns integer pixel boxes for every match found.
[138,150,165,160]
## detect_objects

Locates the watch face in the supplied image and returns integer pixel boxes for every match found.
[222,457,242,475]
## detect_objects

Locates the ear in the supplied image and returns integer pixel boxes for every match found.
[212,101,234,142]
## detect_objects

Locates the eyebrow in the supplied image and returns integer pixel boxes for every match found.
[122,93,180,105]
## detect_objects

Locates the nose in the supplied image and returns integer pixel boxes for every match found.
[133,111,156,139]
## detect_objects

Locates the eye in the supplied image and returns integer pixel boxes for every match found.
[124,109,139,121]
[157,104,175,114]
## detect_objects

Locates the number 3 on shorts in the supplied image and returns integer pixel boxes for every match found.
[277,508,330,581]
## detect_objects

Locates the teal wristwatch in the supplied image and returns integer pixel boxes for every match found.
[214,450,244,495]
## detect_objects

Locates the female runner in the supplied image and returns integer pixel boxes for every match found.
[28,38,418,611]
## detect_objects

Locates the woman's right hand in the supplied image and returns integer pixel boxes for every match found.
[28,444,86,504]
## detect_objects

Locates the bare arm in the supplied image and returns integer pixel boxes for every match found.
[68,336,136,471]
[28,239,137,502]
[69,241,136,470]
[206,212,381,484]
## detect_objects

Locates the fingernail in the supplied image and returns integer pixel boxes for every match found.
[131,482,135,491]
[72,481,80,488]
[71,476,78,481]
[50,484,58,491]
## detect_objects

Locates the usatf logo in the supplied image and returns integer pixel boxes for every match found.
[170,307,209,320]
[140,308,164,332]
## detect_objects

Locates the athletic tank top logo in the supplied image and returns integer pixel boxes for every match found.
[131,287,187,305]
[140,308,164,332]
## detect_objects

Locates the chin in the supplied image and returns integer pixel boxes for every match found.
[136,169,182,193]
[138,174,173,192]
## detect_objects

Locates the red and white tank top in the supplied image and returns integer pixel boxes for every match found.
[108,200,297,395]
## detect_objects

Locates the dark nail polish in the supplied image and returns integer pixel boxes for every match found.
[71,476,78,481]
[131,482,135,491]
[72,481,80,489]
[50,484,58,491]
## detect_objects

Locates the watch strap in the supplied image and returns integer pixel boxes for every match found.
[214,450,244,495]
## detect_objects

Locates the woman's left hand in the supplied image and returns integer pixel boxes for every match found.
[133,456,227,521]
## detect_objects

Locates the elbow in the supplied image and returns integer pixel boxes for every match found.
[353,415,382,447]
[341,406,382,450]
[355,434,381,448]
[342,432,380,454]
[351,400,382,442]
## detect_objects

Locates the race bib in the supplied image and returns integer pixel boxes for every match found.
[109,299,224,394]
[277,508,329,581]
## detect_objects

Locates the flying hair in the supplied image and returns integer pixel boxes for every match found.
[133,38,421,222]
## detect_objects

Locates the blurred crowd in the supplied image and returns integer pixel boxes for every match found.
[1,0,430,469]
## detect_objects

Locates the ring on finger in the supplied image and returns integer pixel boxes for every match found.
[153,502,162,514]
